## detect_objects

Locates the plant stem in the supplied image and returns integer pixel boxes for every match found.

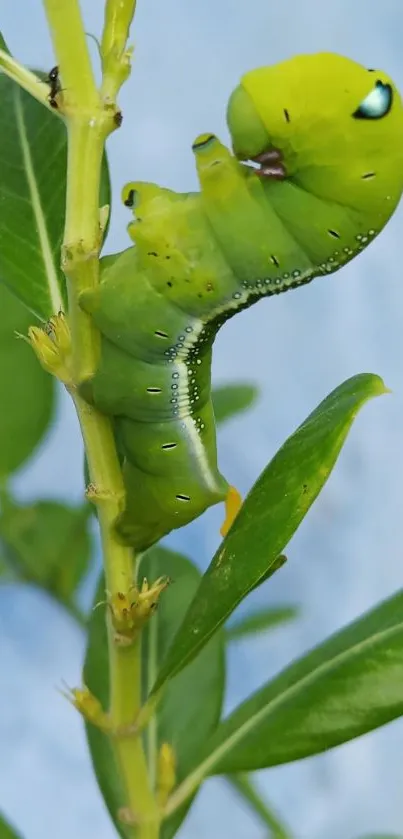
[41,0,98,111]
[101,0,137,102]
[42,1,158,835]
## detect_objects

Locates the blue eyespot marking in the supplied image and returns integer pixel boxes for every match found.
[353,80,393,120]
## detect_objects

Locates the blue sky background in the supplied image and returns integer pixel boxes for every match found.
[1,1,403,837]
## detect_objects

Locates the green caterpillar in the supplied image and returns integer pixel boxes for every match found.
[80,52,403,551]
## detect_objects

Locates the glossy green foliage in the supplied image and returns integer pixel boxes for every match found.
[202,588,403,774]
[154,373,386,692]
[0,812,22,839]
[0,46,110,319]
[142,549,225,839]
[226,605,298,642]
[0,284,55,476]
[212,383,259,425]
[0,64,66,317]
[84,547,225,839]
[0,495,92,601]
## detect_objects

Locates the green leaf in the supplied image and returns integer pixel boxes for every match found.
[0,71,66,317]
[226,605,299,642]
[197,588,403,777]
[0,812,23,839]
[0,496,92,599]
[0,551,16,581]
[0,33,10,54]
[142,549,225,839]
[0,284,55,476]
[84,547,225,839]
[212,383,259,425]
[225,774,291,839]
[154,374,386,693]
[0,63,110,319]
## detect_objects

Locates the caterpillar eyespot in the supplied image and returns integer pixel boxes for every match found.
[79,52,403,551]
[353,80,393,119]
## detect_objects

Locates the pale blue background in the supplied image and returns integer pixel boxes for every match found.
[1,1,403,837]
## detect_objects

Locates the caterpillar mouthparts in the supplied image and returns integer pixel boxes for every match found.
[241,147,286,180]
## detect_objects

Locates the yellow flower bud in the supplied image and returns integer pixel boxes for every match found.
[157,742,176,808]
[28,314,72,383]
[108,577,170,644]
[65,685,110,731]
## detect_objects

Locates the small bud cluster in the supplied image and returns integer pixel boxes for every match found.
[157,742,176,808]
[28,312,72,384]
[109,576,170,644]
[64,685,110,731]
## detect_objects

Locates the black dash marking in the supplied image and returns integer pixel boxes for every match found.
[362,172,376,179]
[328,229,340,238]
[176,493,191,502]
[124,188,136,208]
[148,251,158,257]
[283,108,290,122]
[147,387,162,393]
[167,281,173,288]
[270,254,280,267]
[192,134,215,151]
[162,442,177,450]
[155,330,168,339]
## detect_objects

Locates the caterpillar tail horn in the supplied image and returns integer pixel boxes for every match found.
[220,485,242,538]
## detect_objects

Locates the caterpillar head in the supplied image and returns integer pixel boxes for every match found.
[227,52,403,223]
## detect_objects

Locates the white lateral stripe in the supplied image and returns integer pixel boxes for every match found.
[176,356,219,493]
[15,88,63,315]
[172,316,220,493]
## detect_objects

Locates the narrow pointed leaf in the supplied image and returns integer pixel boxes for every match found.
[0,64,110,319]
[225,774,291,838]
[0,284,55,475]
[155,374,386,692]
[0,33,10,53]
[191,589,403,782]
[212,383,259,425]
[84,548,225,839]
[226,605,299,642]
[0,812,23,839]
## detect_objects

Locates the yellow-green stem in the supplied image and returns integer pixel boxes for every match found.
[64,122,104,381]
[42,1,159,835]
[101,0,137,102]
[0,50,50,108]
[41,0,98,111]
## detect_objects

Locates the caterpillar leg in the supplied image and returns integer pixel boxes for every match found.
[220,485,242,538]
